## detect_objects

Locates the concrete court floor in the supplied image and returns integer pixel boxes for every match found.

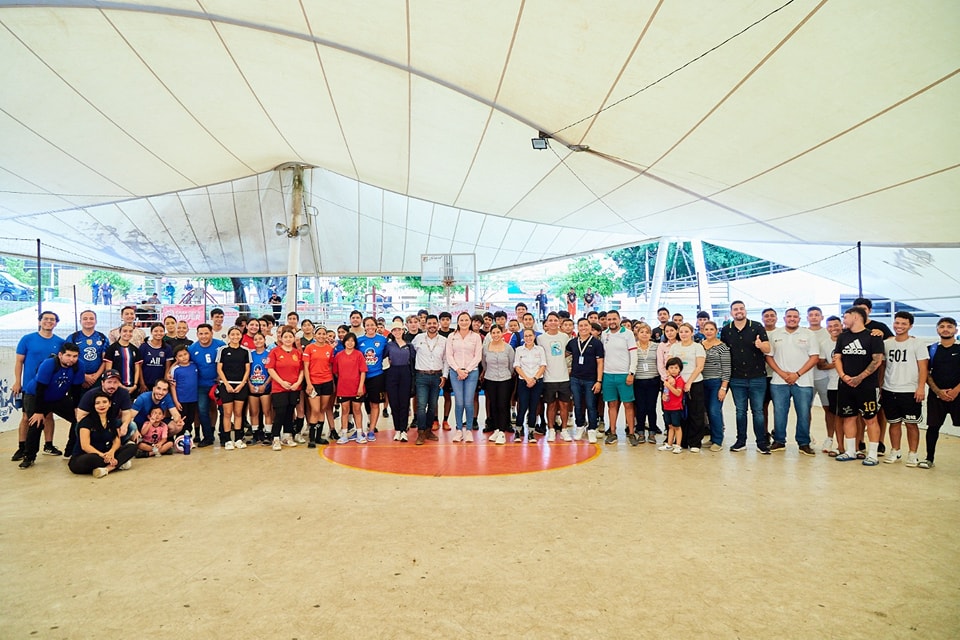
[2,403,958,640]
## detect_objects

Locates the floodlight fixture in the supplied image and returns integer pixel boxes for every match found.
[531,131,551,150]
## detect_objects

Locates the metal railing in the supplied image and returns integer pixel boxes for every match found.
[630,259,793,297]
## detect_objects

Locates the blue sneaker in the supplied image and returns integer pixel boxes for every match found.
[337,436,350,445]
[356,433,366,445]
[366,432,376,442]
[347,428,358,441]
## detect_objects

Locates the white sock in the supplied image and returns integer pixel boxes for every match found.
[844,438,856,455]
[868,442,879,459]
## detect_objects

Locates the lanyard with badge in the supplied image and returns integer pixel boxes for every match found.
[577,336,592,366]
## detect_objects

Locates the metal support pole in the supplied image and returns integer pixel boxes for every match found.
[36,239,41,318]
[691,239,711,315]
[857,241,863,297]
[647,238,670,320]
[285,165,305,317]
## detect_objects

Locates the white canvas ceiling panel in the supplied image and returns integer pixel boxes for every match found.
[378,190,410,274]
[0,166,75,220]
[213,24,357,178]
[407,75,493,206]
[356,182,385,274]
[408,0,519,100]
[199,0,311,36]
[300,0,408,67]
[496,0,659,143]
[317,47,410,192]
[579,0,810,164]
[104,10,295,171]
[650,2,960,196]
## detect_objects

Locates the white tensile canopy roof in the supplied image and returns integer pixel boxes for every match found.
[0,1,957,305]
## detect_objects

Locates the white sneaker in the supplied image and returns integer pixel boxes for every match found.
[399,431,408,442]
[573,426,586,441]
[494,431,506,445]
[559,429,573,442]
[488,429,501,442]
[883,450,901,464]
[294,433,307,444]
[658,443,673,451]
[690,446,700,453]
[393,432,403,441]
[93,467,109,478]
[356,431,366,444]
[587,430,597,444]
[672,445,682,454]
[272,437,282,451]
[821,437,834,454]
[235,439,247,449]
[224,441,235,451]
[452,430,463,442]
[905,453,920,467]
[119,460,132,470]
[546,429,556,442]
[281,436,297,447]
[465,430,474,442]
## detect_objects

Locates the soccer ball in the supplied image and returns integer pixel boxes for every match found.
[174,435,186,453]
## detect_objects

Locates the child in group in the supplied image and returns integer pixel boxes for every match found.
[332,333,367,444]
[168,345,199,438]
[659,357,686,454]
[138,407,173,457]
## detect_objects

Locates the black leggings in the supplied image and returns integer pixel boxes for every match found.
[385,367,412,432]
[271,391,299,438]
[26,398,76,459]
[633,377,661,433]
[485,378,513,431]
[680,381,706,448]
[68,443,138,475]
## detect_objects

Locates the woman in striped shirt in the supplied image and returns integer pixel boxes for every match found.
[701,321,731,451]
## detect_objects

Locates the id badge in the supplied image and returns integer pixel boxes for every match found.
[642,362,649,372]
[579,356,584,365]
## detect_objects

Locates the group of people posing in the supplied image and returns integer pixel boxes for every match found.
[9,296,959,478]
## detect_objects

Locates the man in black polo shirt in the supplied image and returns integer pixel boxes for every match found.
[921,317,960,468]
[75,370,136,450]
[720,300,772,453]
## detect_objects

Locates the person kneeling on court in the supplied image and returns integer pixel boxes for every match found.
[68,392,138,478]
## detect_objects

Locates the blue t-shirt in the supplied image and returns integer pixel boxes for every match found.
[249,350,271,390]
[169,362,199,403]
[140,341,173,388]
[356,334,388,378]
[67,330,109,375]
[131,392,175,427]
[16,332,65,385]
[188,339,225,388]
[23,356,85,400]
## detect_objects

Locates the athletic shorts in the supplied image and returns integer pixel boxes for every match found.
[337,395,364,405]
[219,383,249,403]
[926,393,960,429]
[364,374,385,403]
[662,409,684,427]
[22,393,38,416]
[836,382,880,419]
[881,390,922,424]
[309,381,335,397]
[542,381,572,403]
[826,389,838,415]
[814,377,829,406]
[602,374,635,403]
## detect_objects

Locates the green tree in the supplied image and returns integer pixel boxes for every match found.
[609,242,762,289]
[2,257,37,286]
[80,270,132,297]
[548,257,620,299]
[338,276,385,305]
[401,276,464,302]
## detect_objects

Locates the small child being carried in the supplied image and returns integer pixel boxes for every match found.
[659,357,686,454]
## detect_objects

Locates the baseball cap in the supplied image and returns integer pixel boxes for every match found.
[101,369,121,381]
[390,320,404,330]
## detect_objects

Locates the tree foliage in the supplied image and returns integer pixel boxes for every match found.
[609,242,761,289]
[1,257,39,287]
[338,276,385,302]
[80,269,133,296]
[548,257,619,298]
[402,276,464,302]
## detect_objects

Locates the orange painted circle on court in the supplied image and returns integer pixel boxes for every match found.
[321,432,600,477]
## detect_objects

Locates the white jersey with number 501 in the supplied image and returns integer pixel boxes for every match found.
[882,336,929,393]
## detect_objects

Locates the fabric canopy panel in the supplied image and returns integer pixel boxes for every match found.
[0,1,957,276]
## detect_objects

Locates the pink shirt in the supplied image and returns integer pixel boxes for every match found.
[445,330,482,372]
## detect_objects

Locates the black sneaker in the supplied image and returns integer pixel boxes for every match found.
[11,447,25,462]
[43,443,63,456]
[627,433,640,447]
[798,444,816,457]
[604,432,618,445]
[196,440,213,448]
[307,440,316,449]
[730,442,747,452]
[769,442,785,453]
[758,447,771,455]
[316,436,329,445]
[877,442,886,456]
[330,429,340,441]
[18,457,35,469]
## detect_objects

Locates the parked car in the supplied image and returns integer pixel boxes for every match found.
[0,272,34,301]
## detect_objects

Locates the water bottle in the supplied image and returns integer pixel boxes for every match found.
[182,430,192,455]
[13,391,23,410]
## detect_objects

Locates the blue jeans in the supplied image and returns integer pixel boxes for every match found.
[770,383,813,446]
[449,369,479,430]
[415,372,442,431]
[196,384,214,443]
[570,377,598,429]
[729,376,768,447]
[703,378,726,446]
[516,378,543,430]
